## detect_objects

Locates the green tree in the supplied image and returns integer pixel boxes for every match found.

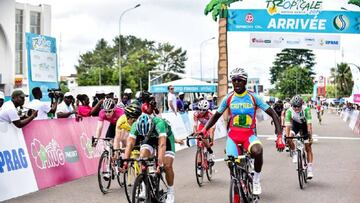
[270,49,315,84]
[59,81,69,93]
[326,84,336,98]
[349,0,360,7]
[275,66,314,98]
[330,63,354,97]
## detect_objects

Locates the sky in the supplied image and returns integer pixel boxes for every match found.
[18,0,360,88]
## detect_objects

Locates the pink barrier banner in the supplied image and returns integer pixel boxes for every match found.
[22,117,108,189]
[354,94,360,103]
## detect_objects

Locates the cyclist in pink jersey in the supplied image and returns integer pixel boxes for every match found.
[92,99,124,146]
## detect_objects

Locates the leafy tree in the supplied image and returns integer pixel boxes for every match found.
[275,66,314,98]
[349,0,360,7]
[326,84,336,98]
[156,43,187,81]
[330,63,353,97]
[59,81,69,93]
[270,49,315,84]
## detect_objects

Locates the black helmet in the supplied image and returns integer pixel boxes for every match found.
[124,104,142,119]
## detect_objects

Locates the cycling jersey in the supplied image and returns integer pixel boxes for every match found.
[116,114,131,131]
[218,90,270,156]
[193,110,213,126]
[98,107,124,125]
[129,117,175,158]
[284,106,312,126]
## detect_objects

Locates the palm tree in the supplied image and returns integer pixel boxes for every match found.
[331,63,354,97]
[205,0,239,101]
[348,0,360,7]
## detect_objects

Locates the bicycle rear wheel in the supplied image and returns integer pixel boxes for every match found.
[132,174,151,203]
[229,179,245,203]
[195,148,204,187]
[297,150,304,189]
[98,151,112,194]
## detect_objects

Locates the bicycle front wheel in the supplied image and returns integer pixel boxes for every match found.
[124,163,137,203]
[297,150,305,189]
[229,178,245,203]
[206,152,213,182]
[195,148,204,187]
[98,151,112,194]
[132,174,151,203]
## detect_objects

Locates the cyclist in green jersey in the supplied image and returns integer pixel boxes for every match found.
[123,114,176,203]
[285,95,314,178]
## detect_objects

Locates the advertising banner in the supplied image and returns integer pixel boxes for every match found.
[228,9,360,34]
[348,64,360,103]
[249,33,341,50]
[0,123,38,201]
[22,117,108,189]
[26,33,59,101]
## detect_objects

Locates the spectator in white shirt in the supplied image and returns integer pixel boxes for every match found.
[0,91,4,109]
[167,85,177,116]
[28,87,57,120]
[56,92,76,118]
[0,90,37,128]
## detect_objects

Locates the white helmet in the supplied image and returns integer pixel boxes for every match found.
[230,68,248,80]
[103,99,115,111]
[283,102,291,110]
[135,91,141,99]
[124,88,132,94]
[198,100,210,111]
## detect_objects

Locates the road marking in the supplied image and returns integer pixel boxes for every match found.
[258,134,360,141]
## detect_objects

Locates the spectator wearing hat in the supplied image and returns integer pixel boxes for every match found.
[0,91,4,109]
[167,85,177,115]
[177,92,185,113]
[56,92,76,118]
[0,90,37,128]
[206,94,214,110]
[212,94,218,106]
[28,87,58,120]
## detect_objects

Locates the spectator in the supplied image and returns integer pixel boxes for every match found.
[206,94,214,110]
[0,91,4,109]
[28,87,57,120]
[120,93,131,107]
[105,90,114,99]
[177,92,185,113]
[141,91,160,116]
[0,90,37,128]
[92,90,105,116]
[56,92,76,118]
[77,94,103,117]
[124,88,133,103]
[198,95,204,101]
[114,93,119,106]
[167,85,177,115]
[192,98,199,111]
[212,93,218,106]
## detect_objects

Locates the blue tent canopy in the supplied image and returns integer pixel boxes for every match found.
[150,78,217,93]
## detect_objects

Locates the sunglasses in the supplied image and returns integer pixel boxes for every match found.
[293,105,301,108]
[231,77,246,82]
[170,88,174,90]
[105,110,113,114]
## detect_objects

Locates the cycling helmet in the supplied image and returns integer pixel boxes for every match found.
[136,114,154,136]
[103,99,115,111]
[141,91,152,103]
[230,68,248,80]
[283,102,291,110]
[124,88,132,94]
[291,95,303,107]
[198,100,210,111]
[125,104,142,119]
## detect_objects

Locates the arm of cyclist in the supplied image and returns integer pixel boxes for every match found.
[157,136,167,171]
[92,121,104,147]
[122,136,136,170]
[265,107,284,151]
[199,112,222,135]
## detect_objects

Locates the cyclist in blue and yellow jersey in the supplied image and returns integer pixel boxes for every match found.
[197,68,284,195]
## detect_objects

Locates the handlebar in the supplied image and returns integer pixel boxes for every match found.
[91,136,113,145]
[186,133,210,147]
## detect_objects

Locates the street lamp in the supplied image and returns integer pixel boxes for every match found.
[118,3,141,99]
[200,37,215,81]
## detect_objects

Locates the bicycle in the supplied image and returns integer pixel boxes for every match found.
[92,137,124,194]
[225,144,259,203]
[186,133,213,187]
[122,149,141,203]
[286,134,308,189]
[130,157,168,203]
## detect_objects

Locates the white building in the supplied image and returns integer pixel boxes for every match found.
[0,0,51,97]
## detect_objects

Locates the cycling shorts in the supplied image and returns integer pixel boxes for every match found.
[137,136,175,159]
[105,123,116,139]
[226,128,261,157]
[290,120,309,143]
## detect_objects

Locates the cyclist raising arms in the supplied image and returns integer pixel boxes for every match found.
[113,104,142,150]
[123,114,176,203]
[285,95,314,179]
[193,100,215,165]
[198,68,284,195]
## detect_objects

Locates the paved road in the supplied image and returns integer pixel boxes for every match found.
[6,110,360,203]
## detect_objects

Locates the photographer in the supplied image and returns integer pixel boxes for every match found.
[56,92,76,118]
[28,87,58,120]
[0,90,37,128]
[141,90,160,116]
[92,90,105,116]
[0,91,4,109]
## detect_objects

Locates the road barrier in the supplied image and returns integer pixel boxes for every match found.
[0,111,229,201]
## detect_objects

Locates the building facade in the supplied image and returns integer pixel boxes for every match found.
[0,0,51,97]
